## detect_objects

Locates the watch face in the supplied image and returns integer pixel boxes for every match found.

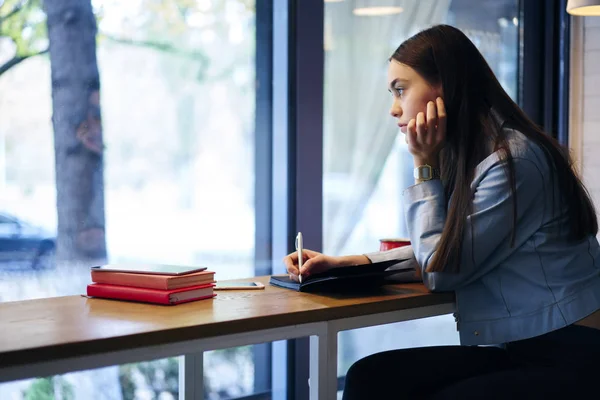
[414,165,432,180]
[421,167,432,179]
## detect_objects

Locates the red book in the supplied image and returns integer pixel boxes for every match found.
[91,269,215,290]
[87,283,215,305]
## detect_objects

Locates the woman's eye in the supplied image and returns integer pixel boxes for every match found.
[393,87,404,96]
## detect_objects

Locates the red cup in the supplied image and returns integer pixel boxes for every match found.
[379,238,411,251]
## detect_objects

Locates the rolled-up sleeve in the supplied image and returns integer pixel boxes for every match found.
[405,156,547,292]
[365,243,414,264]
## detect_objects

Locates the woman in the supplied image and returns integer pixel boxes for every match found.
[284,25,600,399]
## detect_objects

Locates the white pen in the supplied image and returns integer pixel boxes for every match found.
[296,232,303,283]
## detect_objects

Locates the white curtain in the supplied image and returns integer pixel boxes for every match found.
[323,0,452,254]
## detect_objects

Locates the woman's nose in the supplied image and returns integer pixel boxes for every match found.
[390,101,402,118]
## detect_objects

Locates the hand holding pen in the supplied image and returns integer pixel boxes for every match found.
[283,233,358,282]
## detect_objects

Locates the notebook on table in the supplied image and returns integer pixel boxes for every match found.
[90,269,215,290]
[90,263,207,276]
[86,282,216,305]
[269,258,416,293]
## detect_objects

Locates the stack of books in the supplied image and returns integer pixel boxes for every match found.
[86,264,216,305]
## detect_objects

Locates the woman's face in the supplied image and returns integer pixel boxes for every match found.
[387,60,442,133]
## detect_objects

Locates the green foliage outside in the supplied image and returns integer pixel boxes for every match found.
[22,376,74,400]
[0,0,47,75]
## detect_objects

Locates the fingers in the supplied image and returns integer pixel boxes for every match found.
[404,98,446,159]
[284,250,317,278]
[416,112,426,137]
[286,258,313,282]
[426,101,437,141]
[302,249,321,258]
[407,118,417,146]
[299,259,312,276]
[283,253,299,276]
[283,249,331,281]
[436,97,446,141]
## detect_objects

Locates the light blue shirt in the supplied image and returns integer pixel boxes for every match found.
[366,128,600,345]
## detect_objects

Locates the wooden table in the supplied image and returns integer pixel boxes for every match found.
[0,276,454,400]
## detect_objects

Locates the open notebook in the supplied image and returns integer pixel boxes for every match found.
[269,258,418,293]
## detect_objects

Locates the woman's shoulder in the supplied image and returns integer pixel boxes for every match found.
[504,128,545,160]
[474,128,549,181]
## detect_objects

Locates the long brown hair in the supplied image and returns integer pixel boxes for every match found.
[391,24,597,273]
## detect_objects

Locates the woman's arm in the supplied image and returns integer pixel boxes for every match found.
[407,153,547,292]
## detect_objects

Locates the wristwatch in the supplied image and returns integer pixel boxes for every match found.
[413,164,440,181]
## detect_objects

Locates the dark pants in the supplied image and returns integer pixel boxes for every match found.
[342,325,600,399]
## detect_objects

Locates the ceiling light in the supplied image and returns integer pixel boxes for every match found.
[353,6,403,17]
[567,0,600,16]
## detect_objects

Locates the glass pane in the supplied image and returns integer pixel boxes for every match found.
[322,0,520,380]
[0,353,256,400]
[0,0,262,398]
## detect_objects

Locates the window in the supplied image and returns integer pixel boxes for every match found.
[322,0,520,391]
[0,0,270,398]
[0,0,554,398]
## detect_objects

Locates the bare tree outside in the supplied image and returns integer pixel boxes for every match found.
[1,0,249,265]
[43,0,106,263]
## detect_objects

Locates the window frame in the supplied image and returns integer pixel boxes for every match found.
[253,0,275,395]
[519,0,570,145]
[270,0,325,398]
